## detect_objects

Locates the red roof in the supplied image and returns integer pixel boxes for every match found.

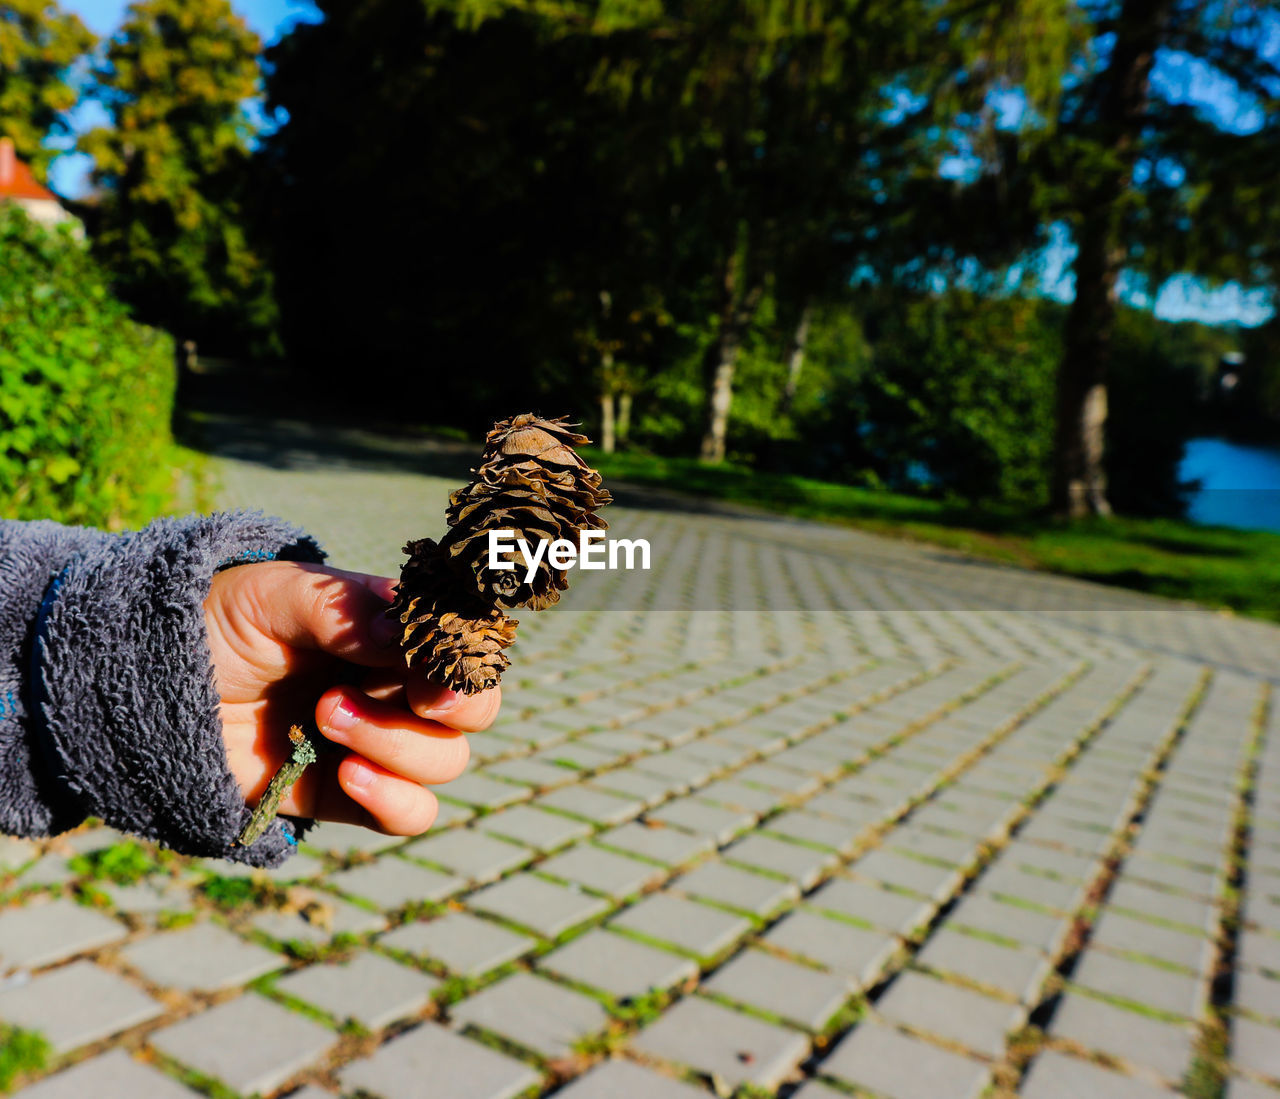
[0,138,57,202]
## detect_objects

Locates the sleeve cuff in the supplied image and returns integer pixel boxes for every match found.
[33,510,326,867]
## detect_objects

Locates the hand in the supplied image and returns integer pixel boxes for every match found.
[203,561,499,835]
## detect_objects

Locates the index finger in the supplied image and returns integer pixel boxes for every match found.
[244,561,405,668]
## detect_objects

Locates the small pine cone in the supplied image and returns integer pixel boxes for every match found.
[389,538,519,694]
[442,414,612,610]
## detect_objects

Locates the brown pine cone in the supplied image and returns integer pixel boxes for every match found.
[387,414,608,694]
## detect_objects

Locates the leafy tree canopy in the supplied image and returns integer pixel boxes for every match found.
[0,0,95,180]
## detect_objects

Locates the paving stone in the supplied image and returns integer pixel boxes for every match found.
[1232,1015,1280,1078]
[275,951,438,1029]
[149,994,335,1096]
[405,829,534,883]
[850,850,964,902]
[0,837,37,870]
[725,833,839,889]
[916,927,1052,1002]
[478,805,593,851]
[380,911,537,977]
[255,851,327,883]
[1108,879,1216,931]
[766,811,866,854]
[809,877,932,936]
[0,961,164,1053]
[597,822,715,866]
[631,995,810,1091]
[537,785,646,825]
[538,928,696,1000]
[978,863,1086,912]
[104,878,197,918]
[451,971,608,1058]
[1226,1077,1280,1099]
[1051,993,1193,1080]
[483,756,579,788]
[592,768,678,806]
[647,799,757,843]
[9,1049,196,1099]
[539,844,667,897]
[1020,1049,1180,1099]
[15,854,76,887]
[820,1019,991,1099]
[611,893,751,958]
[438,772,532,810]
[252,894,389,945]
[1089,909,1211,972]
[675,859,800,917]
[340,1019,541,1099]
[121,922,283,991]
[1235,970,1280,1020]
[704,948,851,1030]
[0,899,126,970]
[947,893,1068,952]
[1124,853,1219,898]
[303,819,407,854]
[876,972,1024,1057]
[551,1058,709,1099]
[329,857,466,909]
[1072,949,1203,1018]
[467,873,610,938]
[765,910,899,986]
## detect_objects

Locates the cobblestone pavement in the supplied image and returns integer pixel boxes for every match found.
[6,420,1280,1099]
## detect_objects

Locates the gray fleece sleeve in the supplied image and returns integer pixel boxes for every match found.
[0,511,325,867]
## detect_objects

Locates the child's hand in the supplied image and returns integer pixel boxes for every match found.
[203,561,497,835]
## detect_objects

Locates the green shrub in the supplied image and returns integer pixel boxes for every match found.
[0,206,177,528]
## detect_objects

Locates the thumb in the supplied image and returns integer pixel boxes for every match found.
[235,561,404,668]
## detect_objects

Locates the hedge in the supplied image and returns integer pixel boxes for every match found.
[1,205,177,528]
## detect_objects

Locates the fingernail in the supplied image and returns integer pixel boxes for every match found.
[344,758,376,790]
[325,697,359,734]
[420,685,463,714]
[370,612,400,648]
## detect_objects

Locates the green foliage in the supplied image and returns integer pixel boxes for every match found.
[69,841,161,885]
[79,0,277,354]
[838,292,1060,506]
[0,1024,50,1093]
[0,0,95,180]
[198,873,269,910]
[0,206,177,528]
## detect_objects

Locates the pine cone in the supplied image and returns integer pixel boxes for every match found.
[442,414,612,611]
[392,538,519,695]
[388,414,609,694]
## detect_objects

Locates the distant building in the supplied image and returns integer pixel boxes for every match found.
[0,137,80,231]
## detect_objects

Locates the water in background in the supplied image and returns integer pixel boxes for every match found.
[1180,437,1280,533]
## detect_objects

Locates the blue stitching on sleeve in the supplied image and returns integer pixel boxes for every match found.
[217,548,278,570]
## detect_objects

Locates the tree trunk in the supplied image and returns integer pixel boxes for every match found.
[599,390,616,454]
[700,241,761,464]
[781,302,813,413]
[616,391,632,446]
[1052,213,1118,517]
[1050,0,1170,518]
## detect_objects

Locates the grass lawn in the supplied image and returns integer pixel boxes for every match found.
[587,449,1280,625]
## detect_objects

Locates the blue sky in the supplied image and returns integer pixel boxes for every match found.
[48,0,1275,329]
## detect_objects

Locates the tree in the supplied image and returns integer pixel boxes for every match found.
[78,0,276,352]
[1032,0,1280,517]
[0,0,95,180]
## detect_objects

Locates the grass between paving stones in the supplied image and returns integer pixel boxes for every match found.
[0,1025,50,1094]
[588,448,1280,623]
[1182,681,1270,1099]
[995,669,1213,1093]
